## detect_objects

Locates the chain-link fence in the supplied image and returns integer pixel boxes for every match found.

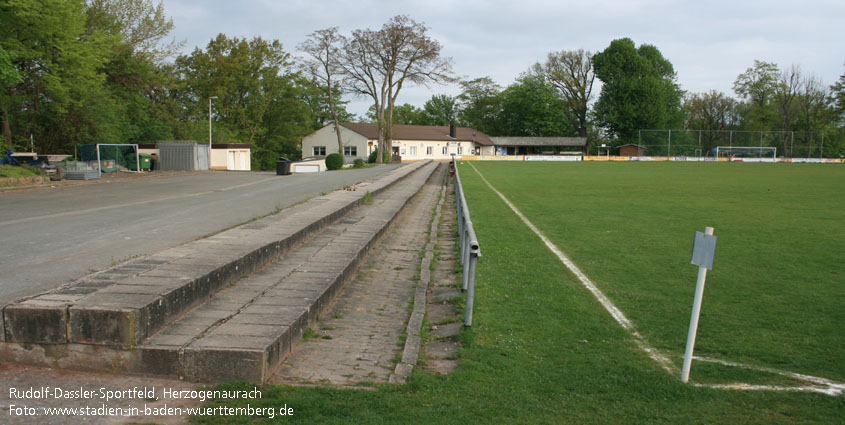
[638,130,831,158]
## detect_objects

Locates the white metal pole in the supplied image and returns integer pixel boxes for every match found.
[681,226,714,383]
[96,144,102,177]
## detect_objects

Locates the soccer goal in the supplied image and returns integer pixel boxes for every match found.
[79,144,140,176]
[714,146,777,161]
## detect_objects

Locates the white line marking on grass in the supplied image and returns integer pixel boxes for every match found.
[467,162,844,396]
[467,163,677,375]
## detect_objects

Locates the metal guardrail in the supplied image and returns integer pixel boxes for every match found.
[451,155,481,327]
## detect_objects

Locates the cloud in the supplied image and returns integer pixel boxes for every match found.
[163,0,845,116]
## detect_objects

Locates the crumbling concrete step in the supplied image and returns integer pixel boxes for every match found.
[136,161,439,383]
[1,161,430,348]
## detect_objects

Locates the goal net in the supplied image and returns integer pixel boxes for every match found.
[714,146,777,160]
[79,144,140,175]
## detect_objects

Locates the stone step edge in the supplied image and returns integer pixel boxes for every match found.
[1,161,431,348]
[0,162,440,383]
[150,162,439,383]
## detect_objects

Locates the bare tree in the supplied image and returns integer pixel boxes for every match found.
[532,49,595,137]
[340,16,454,163]
[298,27,346,156]
[773,64,802,154]
[798,74,831,156]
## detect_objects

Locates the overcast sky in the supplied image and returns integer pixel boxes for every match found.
[163,0,845,118]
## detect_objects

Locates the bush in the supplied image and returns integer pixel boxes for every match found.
[367,149,391,164]
[325,153,344,170]
[353,158,365,168]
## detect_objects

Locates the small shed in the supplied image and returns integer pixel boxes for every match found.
[619,144,645,156]
[157,142,210,170]
[211,143,252,171]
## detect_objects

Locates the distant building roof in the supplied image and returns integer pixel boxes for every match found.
[339,122,494,146]
[490,137,587,147]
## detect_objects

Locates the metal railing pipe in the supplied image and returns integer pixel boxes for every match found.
[451,155,482,327]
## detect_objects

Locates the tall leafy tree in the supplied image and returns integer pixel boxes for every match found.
[456,77,502,135]
[1,0,111,151]
[175,35,292,144]
[592,38,684,144]
[733,60,779,131]
[532,49,595,137]
[420,94,458,126]
[497,74,573,137]
[85,0,183,63]
[84,0,181,145]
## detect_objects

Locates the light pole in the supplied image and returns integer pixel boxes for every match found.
[208,96,218,149]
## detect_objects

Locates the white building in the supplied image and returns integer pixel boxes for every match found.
[301,122,495,162]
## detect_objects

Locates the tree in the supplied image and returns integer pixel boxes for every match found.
[340,15,454,163]
[733,60,779,130]
[497,74,573,137]
[733,60,779,108]
[683,90,739,151]
[0,44,21,148]
[1,0,112,151]
[175,35,292,145]
[532,49,595,137]
[832,66,845,123]
[592,38,683,143]
[420,94,457,126]
[298,27,345,155]
[85,0,183,63]
[456,77,502,135]
[684,90,739,130]
[175,34,315,169]
[367,103,426,125]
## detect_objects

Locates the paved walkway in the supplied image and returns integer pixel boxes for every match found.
[272,164,447,386]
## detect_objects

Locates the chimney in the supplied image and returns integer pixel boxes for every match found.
[449,123,456,138]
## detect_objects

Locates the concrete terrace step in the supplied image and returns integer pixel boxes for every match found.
[1,161,430,351]
[140,163,438,382]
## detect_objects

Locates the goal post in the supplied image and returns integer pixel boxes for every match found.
[79,144,140,176]
[714,146,777,160]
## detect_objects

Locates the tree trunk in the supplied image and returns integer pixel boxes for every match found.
[375,103,385,164]
[1,104,11,151]
[327,83,344,156]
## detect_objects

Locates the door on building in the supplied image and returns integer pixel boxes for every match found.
[238,151,247,170]
[227,151,235,170]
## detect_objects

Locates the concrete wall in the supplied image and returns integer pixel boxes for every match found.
[301,124,369,163]
[391,140,480,161]
[292,158,327,173]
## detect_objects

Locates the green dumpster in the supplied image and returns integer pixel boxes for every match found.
[126,153,152,171]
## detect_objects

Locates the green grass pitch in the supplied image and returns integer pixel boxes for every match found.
[461,161,844,384]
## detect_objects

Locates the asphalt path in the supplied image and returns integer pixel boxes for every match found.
[0,166,402,307]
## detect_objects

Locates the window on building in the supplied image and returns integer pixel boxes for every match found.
[410,146,417,156]
[442,146,448,155]
[458,146,463,154]
[343,146,357,156]
[426,146,433,155]
[313,146,326,156]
